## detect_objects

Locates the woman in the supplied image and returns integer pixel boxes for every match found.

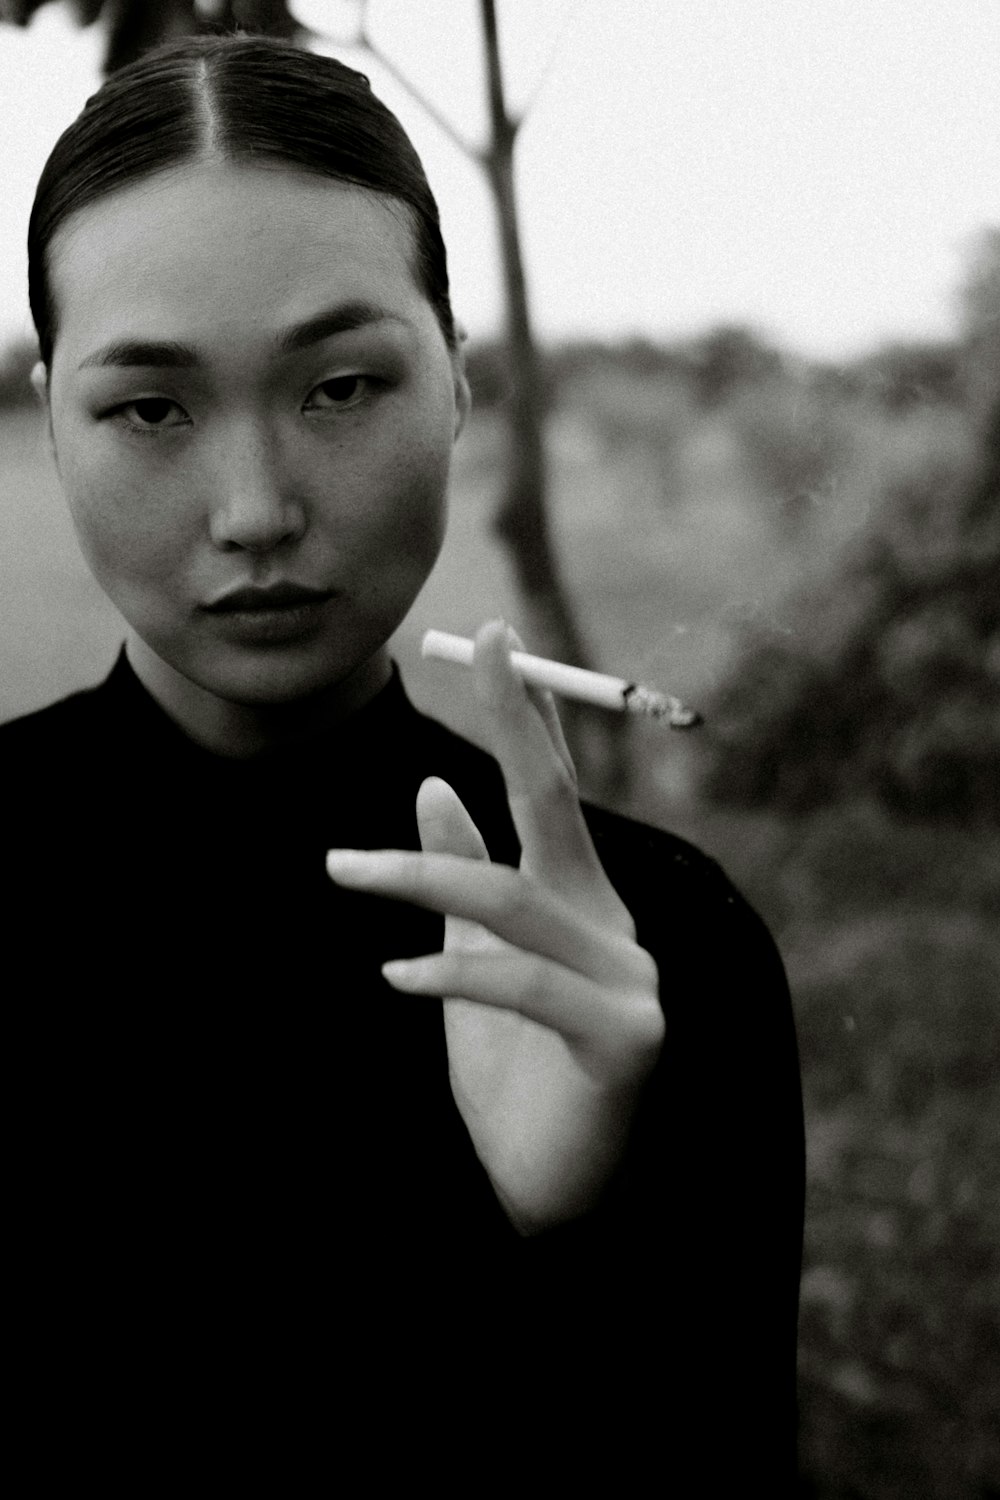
[6,34,803,1483]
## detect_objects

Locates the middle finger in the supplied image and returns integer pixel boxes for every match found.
[471,622,619,912]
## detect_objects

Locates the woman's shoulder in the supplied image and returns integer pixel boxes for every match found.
[582,798,738,895]
[582,799,789,1003]
[0,675,112,763]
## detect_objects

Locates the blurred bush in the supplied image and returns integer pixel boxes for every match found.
[849,340,964,413]
[699,433,1000,821]
[697,233,1000,825]
[686,322,785,408]
[463,336,515,411]
[0,338,37,409]
[725,372,861,540]
[961,226,1000,422]
[550,347,694,474]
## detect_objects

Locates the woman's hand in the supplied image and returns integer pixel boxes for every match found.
[326,620,664,1234]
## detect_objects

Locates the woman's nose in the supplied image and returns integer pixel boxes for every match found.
[208,428,306,553]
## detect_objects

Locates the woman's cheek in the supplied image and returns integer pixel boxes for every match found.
[63,452,193,594]
[373,442,450,569]
[341,398,452,541]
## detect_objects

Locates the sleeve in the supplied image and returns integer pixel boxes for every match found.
[510,814,805,1489]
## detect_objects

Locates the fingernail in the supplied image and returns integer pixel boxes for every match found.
[382,959,419,987]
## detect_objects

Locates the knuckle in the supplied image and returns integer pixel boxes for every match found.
[603,936,655,992]
[609,898,638,942]
[624,993,666,1060]
[546,764,581,813]
[436,952,462,990]
[496,870,539,929]
[631,944,659,993]
[518,764,578,822]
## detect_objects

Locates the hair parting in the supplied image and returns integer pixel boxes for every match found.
[27,34,457,370]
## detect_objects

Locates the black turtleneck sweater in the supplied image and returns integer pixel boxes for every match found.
[4,654,804,1485]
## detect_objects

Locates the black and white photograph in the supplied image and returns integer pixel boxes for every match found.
[1,2,997,1492]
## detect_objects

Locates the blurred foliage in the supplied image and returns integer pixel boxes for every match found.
[797,900,1000,1499]
[700,449,1000,820]
[463,335,519,411]
[725,373,860,538]
[700,802,1000,1500]
[1,0,302,73]
[0,339,37,407]
[961,226,1000,421]
[848,340,964,413]
[699,237,1000,825]
[549,344,694,482]
[686,322,786,408]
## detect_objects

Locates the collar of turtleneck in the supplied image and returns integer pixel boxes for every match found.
[99,646,416,778]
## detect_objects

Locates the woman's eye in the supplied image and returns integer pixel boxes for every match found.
[115,398,190,431]
[304,375,372,412]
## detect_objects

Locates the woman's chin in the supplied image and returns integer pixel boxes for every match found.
[194,651,362,707]
[180,636,392,713]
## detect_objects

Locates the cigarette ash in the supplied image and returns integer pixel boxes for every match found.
[622,682,704,728]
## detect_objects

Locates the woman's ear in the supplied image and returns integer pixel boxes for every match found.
[452,321,472,440]
[30,360,48,406]
[30,360,58,465]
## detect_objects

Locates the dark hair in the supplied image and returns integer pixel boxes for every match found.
[28,33,457,368]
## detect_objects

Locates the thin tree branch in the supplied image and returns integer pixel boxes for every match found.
[517,0,584,127]
[355,24,480,162]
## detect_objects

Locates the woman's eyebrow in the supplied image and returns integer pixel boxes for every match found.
[277,300,406,354]
[78,337,198,371]
[77,301,407,371]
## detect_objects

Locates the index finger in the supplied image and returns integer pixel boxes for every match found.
[471,621,630,928]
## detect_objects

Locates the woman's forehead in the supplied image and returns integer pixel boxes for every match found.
[48,161,428,363]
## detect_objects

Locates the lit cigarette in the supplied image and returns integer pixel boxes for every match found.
[421,629,703,728]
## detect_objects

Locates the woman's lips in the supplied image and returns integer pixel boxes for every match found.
[202,584,336,642]
[205,583,334,611]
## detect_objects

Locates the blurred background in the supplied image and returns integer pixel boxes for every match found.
[1,3,998,1494]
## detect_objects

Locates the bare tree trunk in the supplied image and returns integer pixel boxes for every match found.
[478,0,585,664]
[478,0,633,801]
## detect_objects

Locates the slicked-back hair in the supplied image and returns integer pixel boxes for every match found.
[28,33,457,368]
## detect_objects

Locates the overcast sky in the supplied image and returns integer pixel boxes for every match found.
[2,0,998,359]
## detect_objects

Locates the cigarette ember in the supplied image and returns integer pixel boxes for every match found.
[623,683,704,728]
[421,630,704,729]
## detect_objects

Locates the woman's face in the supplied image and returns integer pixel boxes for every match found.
[44,160,468,708]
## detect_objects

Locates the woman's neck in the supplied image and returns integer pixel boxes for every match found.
[125,635,393,758]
